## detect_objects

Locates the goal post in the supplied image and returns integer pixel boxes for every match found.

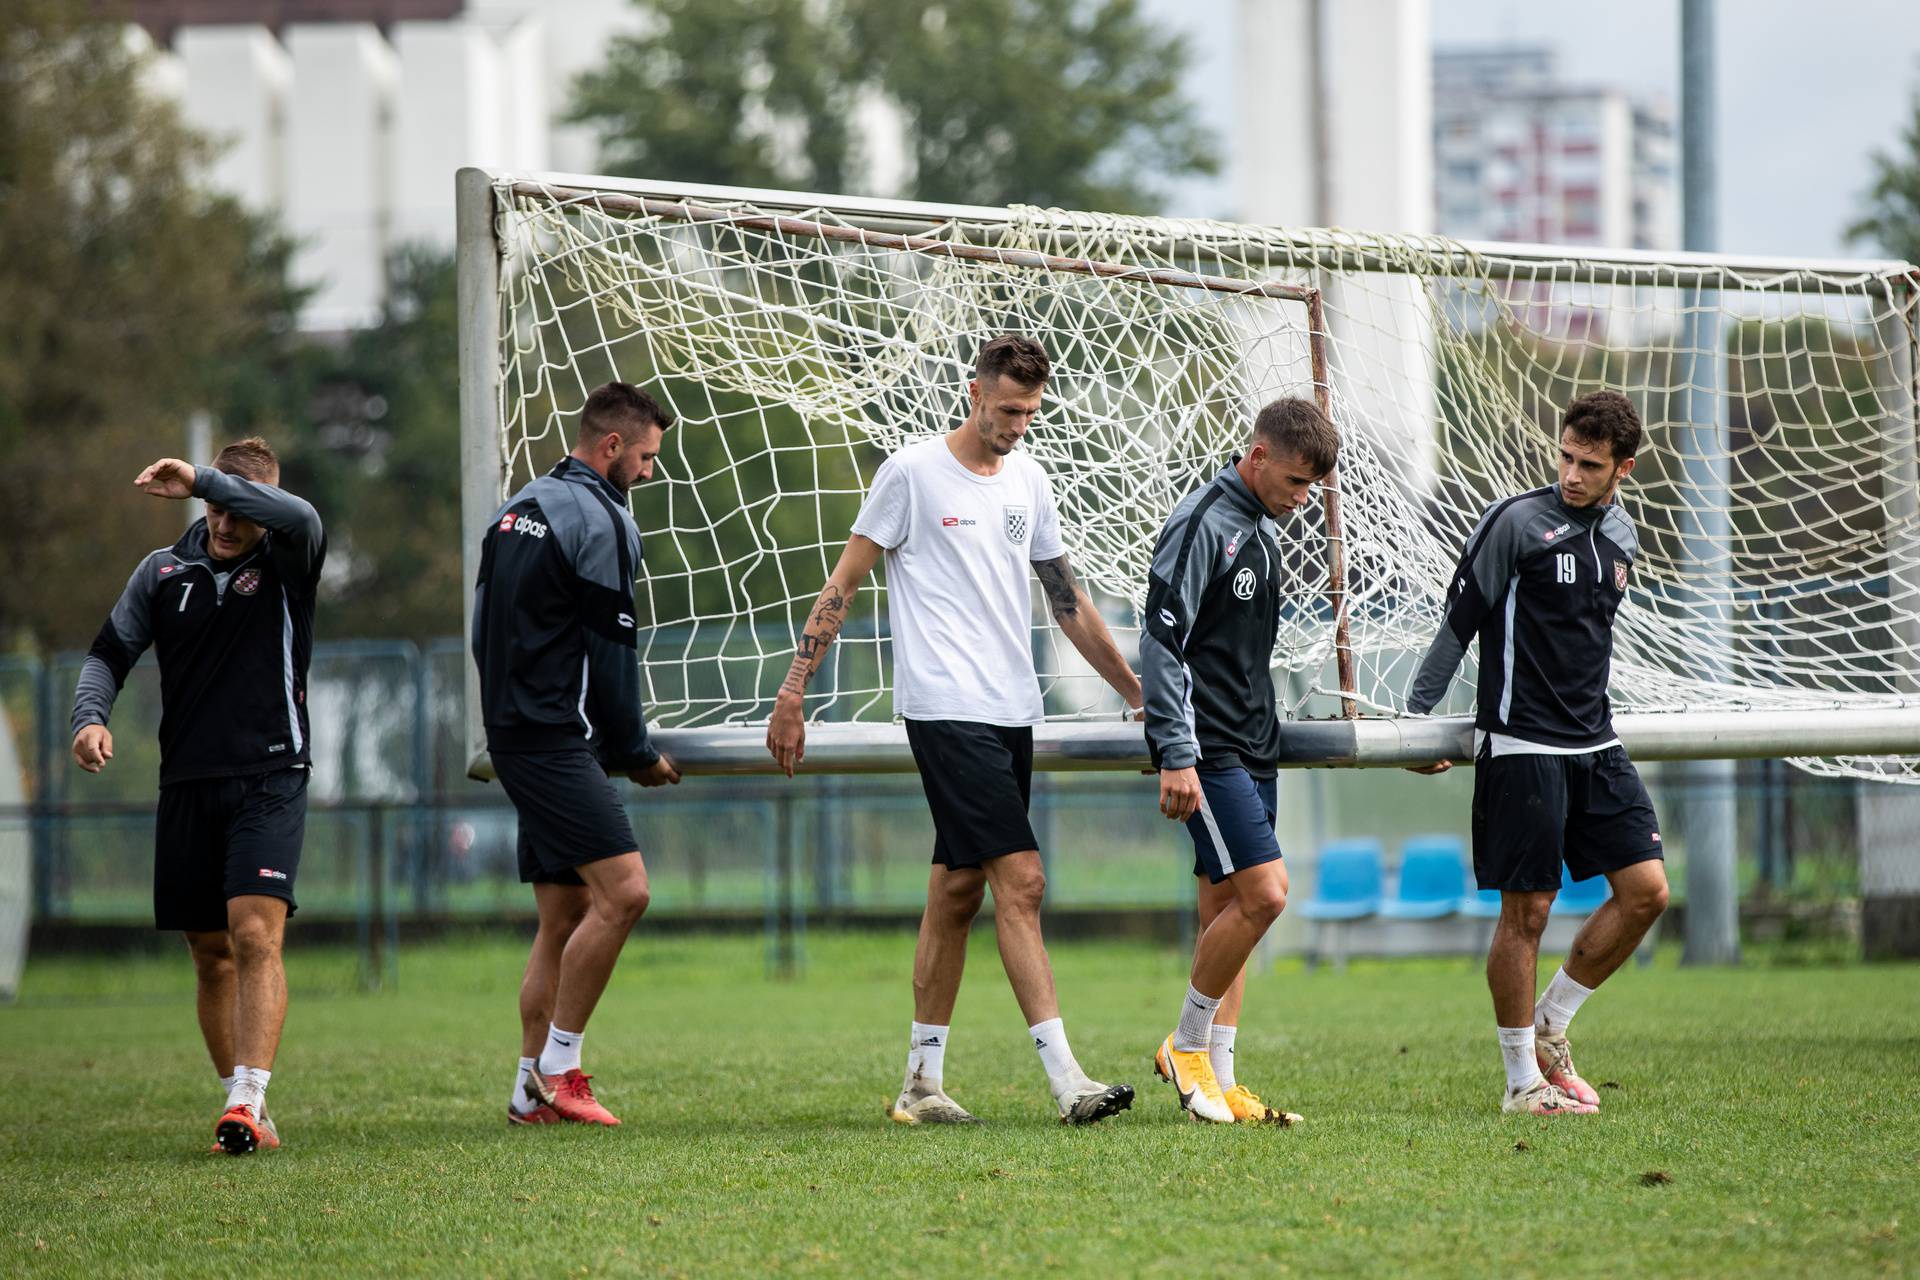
[454,166,1920,781]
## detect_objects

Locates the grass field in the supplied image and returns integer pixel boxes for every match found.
[2,934,1914,1278]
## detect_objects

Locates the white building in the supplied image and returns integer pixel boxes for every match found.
[1434,47,1676,251]
[131,0,647,331]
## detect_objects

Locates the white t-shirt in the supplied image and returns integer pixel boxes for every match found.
[851,437,1066,726]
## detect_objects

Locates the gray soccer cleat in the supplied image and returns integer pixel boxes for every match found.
[887,1081,980,1125]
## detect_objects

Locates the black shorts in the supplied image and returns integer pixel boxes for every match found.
[492,748,638,885]
[1471,745,1663,893]
[154,767,308,932]
[904,719,1038,869]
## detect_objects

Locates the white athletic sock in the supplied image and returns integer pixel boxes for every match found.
[227,1065,271,1112]
[1209,1024,1238,1090]
[1535,967,1596,1036]
[907,1022,948,1090]
[539,1025,584,1076]
[510,1056,539,1114]
[1173,984,1221,1053]
[1028,1018,1087,1096]
[219,1072,238,1098]
[1498,1026,1543,1094]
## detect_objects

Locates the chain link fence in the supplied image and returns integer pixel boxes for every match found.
[1,640,1905,995]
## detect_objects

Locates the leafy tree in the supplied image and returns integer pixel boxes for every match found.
[270,247,468,642]
[567,0,1217,213]
[0,0,304,651]
[1846,83,1920,264]
[852,0,1219,210]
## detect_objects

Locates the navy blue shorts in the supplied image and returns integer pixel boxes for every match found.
[1183,766,1283,884]
[491,748,638,885]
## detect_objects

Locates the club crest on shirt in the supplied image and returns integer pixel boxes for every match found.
[1613,560,1628,590]
[1232,566,1257,600]
[1003,505,1029,545]
[233,568,262,596]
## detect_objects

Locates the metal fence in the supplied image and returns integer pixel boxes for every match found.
[0,640,1899,981]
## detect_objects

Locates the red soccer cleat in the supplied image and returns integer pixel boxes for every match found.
[526,1066,621,1126]
[507,1103,562,1126]
[215,1103,281,1154]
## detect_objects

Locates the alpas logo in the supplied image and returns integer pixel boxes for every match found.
[501,513,548,539]
[1542,522,1571,542]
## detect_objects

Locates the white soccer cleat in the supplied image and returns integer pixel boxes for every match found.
[1055,1078,1135,1126]
[887,1081,980,1125]
[1502,1078,1597,1116]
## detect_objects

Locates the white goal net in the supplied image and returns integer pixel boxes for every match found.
[460,169,1920,781]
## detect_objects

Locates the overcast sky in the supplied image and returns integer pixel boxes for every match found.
[1142,0,1920,261]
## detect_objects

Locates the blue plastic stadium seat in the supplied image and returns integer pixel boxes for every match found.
[1458,886,1503,918]
[1550,863,1611,916]
[1297,839,1384,921]
[1380,835,1468,920]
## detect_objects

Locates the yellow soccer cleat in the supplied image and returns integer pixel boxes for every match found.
[1223,1083,1301,1126]
[1154,1035,1234,1124]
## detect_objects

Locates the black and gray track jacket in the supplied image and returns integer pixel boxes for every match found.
[472,457,659,771]
[1142,461,1287,777]
[70,468,326,786]
[1407,484,1637,749]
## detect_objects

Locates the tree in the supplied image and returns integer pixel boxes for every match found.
[1846,83,1920,264]
[0,1,304,651]
[292,247,467,642]
[567,0,1217,213]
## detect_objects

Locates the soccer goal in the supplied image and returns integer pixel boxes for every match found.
[454,166,1920,782]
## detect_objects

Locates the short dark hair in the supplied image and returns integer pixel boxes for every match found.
[1562,390,1642,461]
[974,334,1050,388]
[214,436,278,483]
[1251,397,1339,475]
[579,381,673,443]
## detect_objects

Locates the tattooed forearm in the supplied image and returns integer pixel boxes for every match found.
[779,581,852,698]
[1033,555,1081,622]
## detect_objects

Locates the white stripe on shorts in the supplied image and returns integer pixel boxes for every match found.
[1197,786,1233,875]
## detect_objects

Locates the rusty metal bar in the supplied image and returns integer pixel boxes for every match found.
[1305,289,1357,719]
[509,181,1319,305]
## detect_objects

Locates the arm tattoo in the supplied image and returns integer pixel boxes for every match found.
[780,582,850,698]
[1032,555,1081,622]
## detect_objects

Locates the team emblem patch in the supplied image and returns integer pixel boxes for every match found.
[233,568,262,596]
[1004,505,1029,545]
[1232,566,1257,600]
[1614,560,1629,590]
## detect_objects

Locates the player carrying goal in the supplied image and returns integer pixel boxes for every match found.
[1406,390,1670,1117]
[767,335,1142,1125]
[1142,399,1338,1124]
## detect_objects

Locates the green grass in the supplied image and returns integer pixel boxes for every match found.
[2,935,1914,1278]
